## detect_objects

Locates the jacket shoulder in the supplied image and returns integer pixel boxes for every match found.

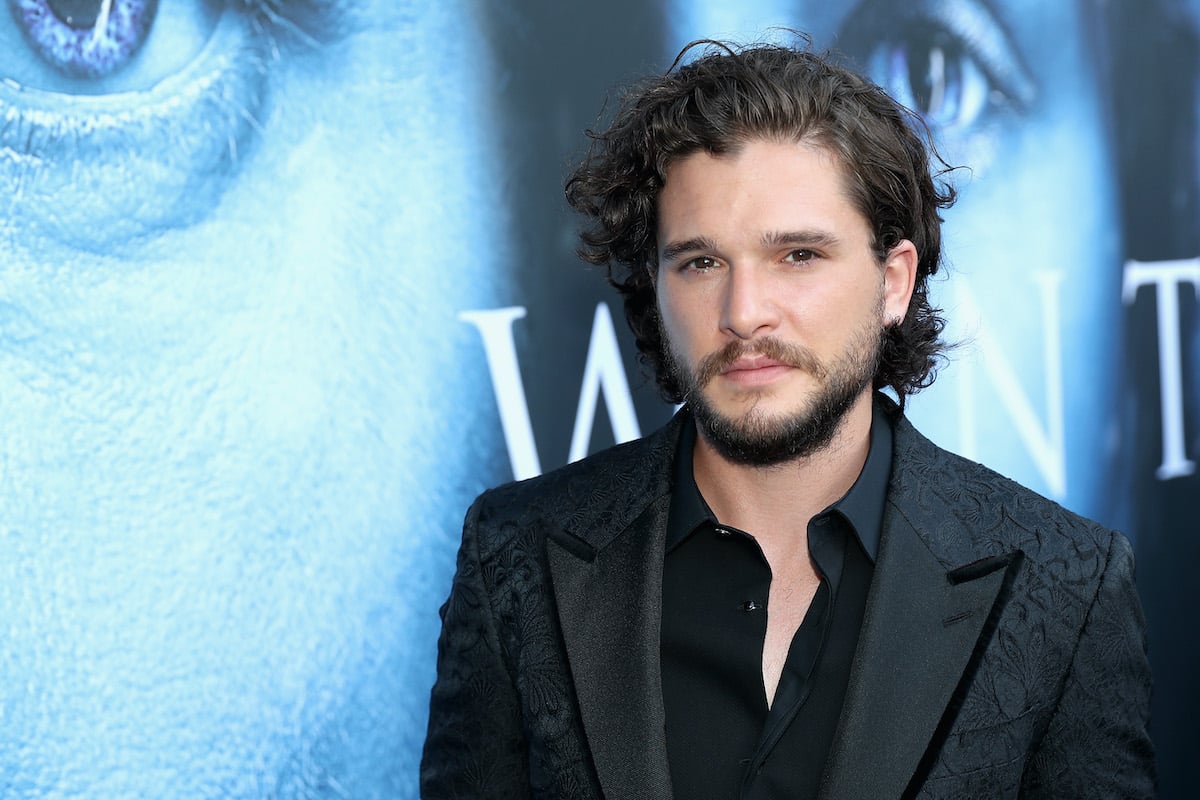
[886,414,1153,798]
[465,413,682,561]
[890,411,1119,563]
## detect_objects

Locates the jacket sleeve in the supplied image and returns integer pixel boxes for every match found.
[1022,530,1155,798]
[420,495,532,799]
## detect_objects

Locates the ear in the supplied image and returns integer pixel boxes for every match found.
[882,239,918,323]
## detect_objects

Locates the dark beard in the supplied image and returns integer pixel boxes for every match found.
[670,326,883,467]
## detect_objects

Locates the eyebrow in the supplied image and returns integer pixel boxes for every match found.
[760,230,843,250]
[659,236,718,264]
[659,230,843,264]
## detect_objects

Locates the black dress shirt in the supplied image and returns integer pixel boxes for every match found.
[661,404,893,800]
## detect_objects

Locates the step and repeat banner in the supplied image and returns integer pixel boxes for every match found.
[0,0,1195,797]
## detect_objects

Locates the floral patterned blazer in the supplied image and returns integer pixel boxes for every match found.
[421,397,1154,799]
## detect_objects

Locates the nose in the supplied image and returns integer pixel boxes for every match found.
[720,264,779,339]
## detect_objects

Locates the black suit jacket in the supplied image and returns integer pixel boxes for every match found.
[422,401,1154,799]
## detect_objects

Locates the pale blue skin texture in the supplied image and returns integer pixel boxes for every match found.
[0,2,504,796]
[666,0,1123,521]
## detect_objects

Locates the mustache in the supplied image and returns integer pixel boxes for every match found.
[692,337,827,387]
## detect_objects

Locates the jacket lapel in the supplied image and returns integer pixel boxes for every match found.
[819,510,1020,799]
[820,412,1022,800]
[545,416,683,800]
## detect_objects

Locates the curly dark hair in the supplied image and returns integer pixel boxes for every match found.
[565,38,956,407]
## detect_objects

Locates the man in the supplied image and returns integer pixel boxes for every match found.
[422,41,1154,799]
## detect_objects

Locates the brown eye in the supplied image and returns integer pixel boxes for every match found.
[784,249,816,264]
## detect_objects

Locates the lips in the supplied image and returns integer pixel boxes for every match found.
[692,337,825,388]
[718,355,796,388]
[722,355,791,374]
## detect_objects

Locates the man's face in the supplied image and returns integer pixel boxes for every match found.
[655,138,912,464]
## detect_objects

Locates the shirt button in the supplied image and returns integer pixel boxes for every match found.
[740,600,761,612]
[713,526,732,539]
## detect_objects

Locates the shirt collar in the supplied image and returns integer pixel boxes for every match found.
[666,418,711,553]
[666,395,894,561]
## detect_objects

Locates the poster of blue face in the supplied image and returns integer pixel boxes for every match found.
[0,1,511,795]
[0,0,1195,797]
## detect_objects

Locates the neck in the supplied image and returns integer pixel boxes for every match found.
[691,389,875,538]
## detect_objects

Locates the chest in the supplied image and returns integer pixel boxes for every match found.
[659,522,875,800]
[762,561,822,703]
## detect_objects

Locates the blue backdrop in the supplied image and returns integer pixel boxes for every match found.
[0,1,1194,797]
